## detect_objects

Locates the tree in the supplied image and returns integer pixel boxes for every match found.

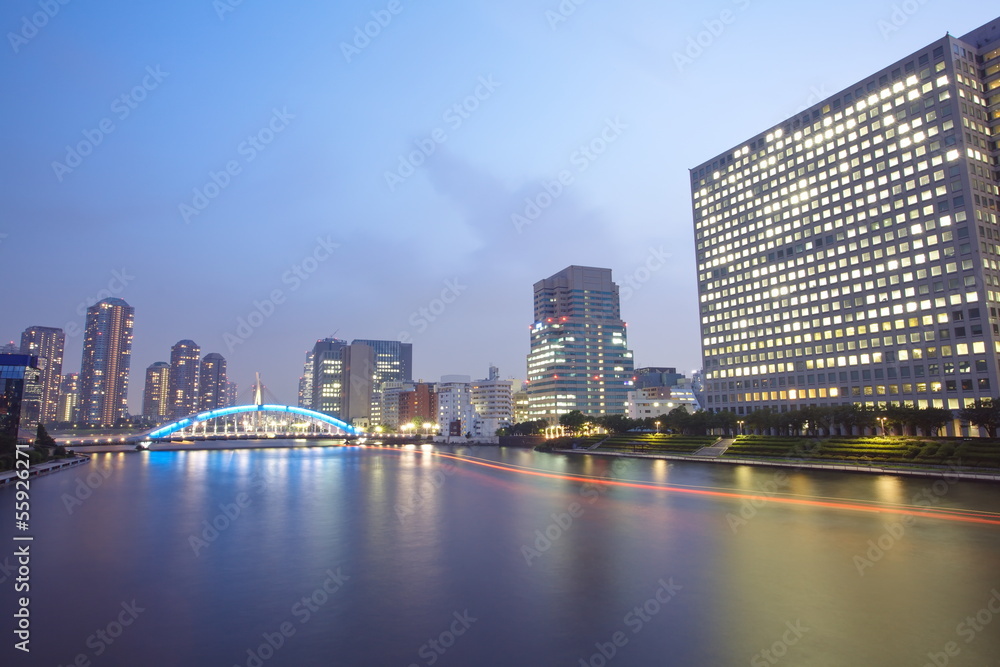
[559,410,588,433]
[713,410,738,436]
[834,404,876,436]
[832,405,855,436]
[509,420,548,436]
[597,414,633,434]
[35,423,57,448]
[801,406,835,436]
[782,410,808,436]
[686,410,714,435]
[0,433,16,472]
[663,406,691,434]
[958,399,1000,438]
[913,407,953,437]
[745,408,775,435]
[883,405,920,436]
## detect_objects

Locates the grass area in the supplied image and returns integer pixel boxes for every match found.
[549,433,1000,471]
[722,435,1000,469]
[596,434,718,454]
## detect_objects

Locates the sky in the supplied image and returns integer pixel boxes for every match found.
[3,0,998,412]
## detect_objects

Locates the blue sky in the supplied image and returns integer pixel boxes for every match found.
[3,0,998,410]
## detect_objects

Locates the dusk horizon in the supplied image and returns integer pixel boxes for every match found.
[7,1,999,410]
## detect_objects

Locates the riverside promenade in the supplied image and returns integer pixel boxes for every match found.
[0,455,89,487]
[552,447,1000,483]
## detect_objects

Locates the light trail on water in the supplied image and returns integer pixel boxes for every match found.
[367,446,1000,527]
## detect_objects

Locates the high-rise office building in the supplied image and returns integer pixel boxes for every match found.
[691,17,1000,425]
[225,380,238,407]
[199,353,228,411]
[142,362,171,420]
[79,298,134,426]
[0,354,42,439]
[351,339,412,424]
[57,372,79,423]
[298,350,314,409]
[19,326,65,425]
[312,339,347,416]
[168,340,201,418]
[310,339,374,423]
[526,265,635,421]
[343,342,374,425]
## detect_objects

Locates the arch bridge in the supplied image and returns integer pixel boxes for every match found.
[130,404,363,443]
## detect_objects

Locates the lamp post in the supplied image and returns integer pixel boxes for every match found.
[737,420,744,436]
[654,420,661,435]
[878,417,887,437]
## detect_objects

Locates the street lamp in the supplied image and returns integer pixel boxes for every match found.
[878,417,887,436]
[737,420,744,436]
[654,420,661,435]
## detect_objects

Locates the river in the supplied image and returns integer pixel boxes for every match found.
[2,442,999,666]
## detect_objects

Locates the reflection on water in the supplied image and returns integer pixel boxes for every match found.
[2,442,999,666]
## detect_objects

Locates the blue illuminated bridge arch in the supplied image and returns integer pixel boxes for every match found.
[137,404,363,441]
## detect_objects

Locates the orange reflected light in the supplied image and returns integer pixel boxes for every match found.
[366,446,1000,527]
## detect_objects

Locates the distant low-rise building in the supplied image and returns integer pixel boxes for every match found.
[436,375,475,440]
[626,383,701,420]
[471,366,513,437]
[632,367,685,389]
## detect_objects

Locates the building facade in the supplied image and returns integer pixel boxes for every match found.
[526,265,635,422]
[199,352,228,411]
[168,340,201,418]
[471,365,513,437]
[512,387,531,424]
[436,375,475,438]
[692,18,1000,421]
[142,362,171,420]
[626,385,701,420]
[57,372,79,423]
[0,354,41,439]
[298,350,314,409]
[312,339,347,417]
[632,367,685,389]
[79,298,134,426]
[19,326,65,425]
[351,339,412,425]
[310,338,375,423]
[226,380,238,407]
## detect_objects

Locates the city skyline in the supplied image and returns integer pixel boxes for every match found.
[5,3,999,413]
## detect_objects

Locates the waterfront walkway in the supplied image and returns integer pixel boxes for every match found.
[694,437,734,457]
[0,455,89,486]
[553,448,1000,482]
